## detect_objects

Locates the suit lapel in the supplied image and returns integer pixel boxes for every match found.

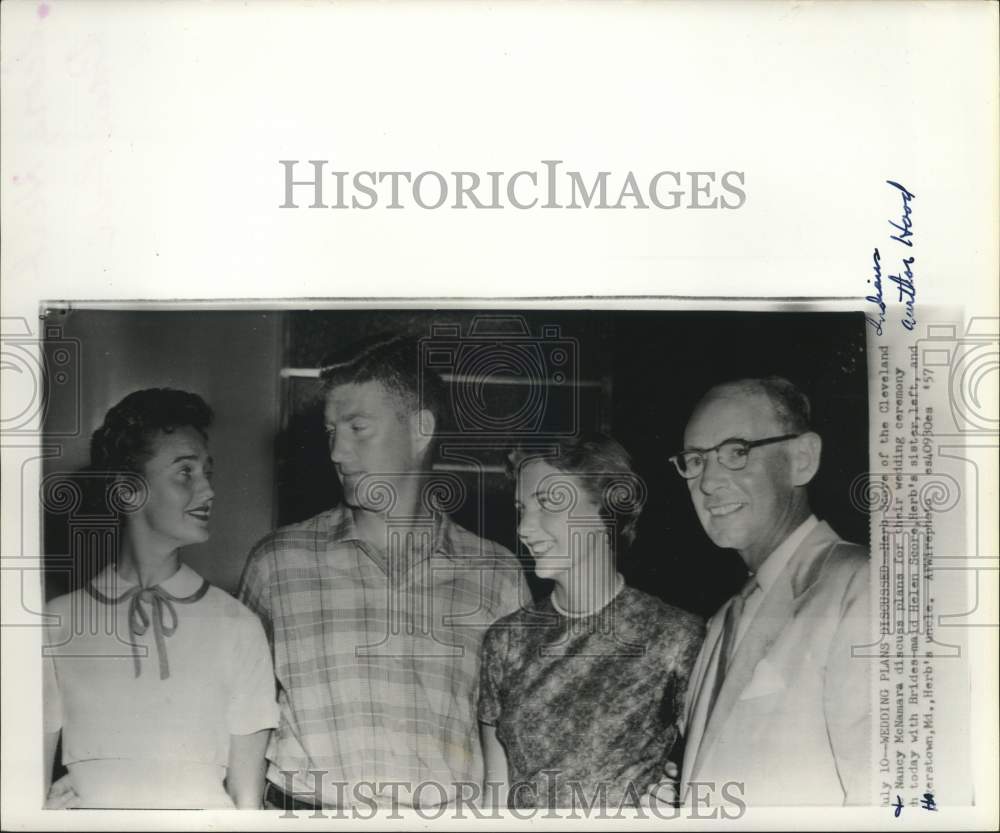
[688,521,841,780]
[681,611,726,786]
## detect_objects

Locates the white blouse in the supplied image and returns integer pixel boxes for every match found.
[44,564,278,808]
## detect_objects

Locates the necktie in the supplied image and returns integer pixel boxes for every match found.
[705,576,759,723]
[87,578,209,680]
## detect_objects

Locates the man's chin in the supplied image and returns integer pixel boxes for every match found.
[702,517,749,551]
[341,491,384,513]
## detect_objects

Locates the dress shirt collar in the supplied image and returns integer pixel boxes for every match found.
[93,561,205,597]
[750,514,818,593]
[327,503,453,558]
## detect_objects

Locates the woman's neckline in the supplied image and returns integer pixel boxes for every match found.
[551,573,626,619]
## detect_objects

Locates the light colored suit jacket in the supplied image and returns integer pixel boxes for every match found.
[680,521,871,806]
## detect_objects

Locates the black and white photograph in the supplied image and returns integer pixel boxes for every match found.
[37,306,871,812]
[2,1,996,830]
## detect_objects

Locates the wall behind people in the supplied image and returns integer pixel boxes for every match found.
[275,309,869,620]
[275,310,615,601]
[42,310,282,597]
[613,311,870,618]
[40,307,868,617]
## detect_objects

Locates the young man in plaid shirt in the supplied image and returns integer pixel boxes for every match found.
[239,336,528,811]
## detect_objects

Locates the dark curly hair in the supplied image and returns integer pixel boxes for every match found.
[90,388,214,474]
[320,335,447,425]
[507,432,647,557]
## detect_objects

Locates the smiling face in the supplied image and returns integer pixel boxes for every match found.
[324,380,431,512]
[515,459,608,581]
[129,425,215,551]
[683,389,810,571]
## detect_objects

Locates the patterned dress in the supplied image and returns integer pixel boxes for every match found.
[479,583,704,809]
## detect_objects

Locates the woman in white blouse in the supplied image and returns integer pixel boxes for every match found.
[43,389,278,809]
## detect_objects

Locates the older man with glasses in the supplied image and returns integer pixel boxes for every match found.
[666,376,871,807]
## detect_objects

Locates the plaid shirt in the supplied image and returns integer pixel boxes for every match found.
[238,505,528,806]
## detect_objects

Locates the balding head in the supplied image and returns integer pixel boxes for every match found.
[701,376,812,434]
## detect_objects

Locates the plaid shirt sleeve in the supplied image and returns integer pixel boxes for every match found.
[237,536,275,649]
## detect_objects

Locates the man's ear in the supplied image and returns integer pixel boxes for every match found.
[410,409,436,459]
[790,431,822,487]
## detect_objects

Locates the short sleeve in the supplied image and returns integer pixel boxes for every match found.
[237,541,274,647]
[477,623,508,726]
[226,612,280,736]
[42,600,69,734]
[43,653,62,733]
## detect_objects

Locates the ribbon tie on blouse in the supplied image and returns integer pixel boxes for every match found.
[87,577,209,680]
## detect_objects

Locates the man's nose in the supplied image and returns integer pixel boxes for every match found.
[329,432,350,463]
[697,452,729,494]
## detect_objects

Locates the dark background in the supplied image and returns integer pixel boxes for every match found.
[275,309,869,618]
[43,308,868,619]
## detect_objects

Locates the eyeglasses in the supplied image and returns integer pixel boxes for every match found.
[669,434,801,479]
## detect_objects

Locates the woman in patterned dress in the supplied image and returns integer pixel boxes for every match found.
[478,432,705,809]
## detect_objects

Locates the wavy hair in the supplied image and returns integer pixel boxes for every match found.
[90,388,213,474]
[507,432,646,556]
